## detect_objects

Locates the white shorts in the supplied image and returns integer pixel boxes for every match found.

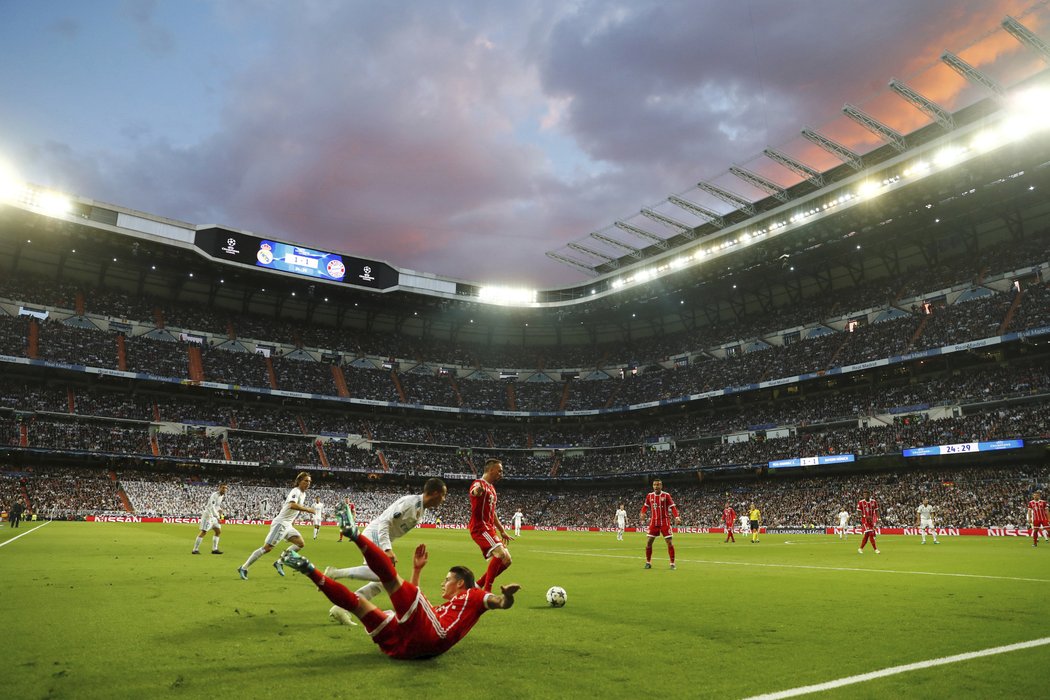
[920,520,935,530]
[265,523,301,547]
[311,517,323,527]
[199,516,221,532]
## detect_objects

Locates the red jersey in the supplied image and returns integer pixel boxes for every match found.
[1028,499,1049,524]
[857,498,879,529]
[378,587,492,660]
[641,491,679,527]
[468,479,498,535]
[722,506,736,526]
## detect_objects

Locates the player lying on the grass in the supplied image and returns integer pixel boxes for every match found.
[279,522,520,660]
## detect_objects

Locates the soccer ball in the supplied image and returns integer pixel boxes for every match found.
[546,586,567,608]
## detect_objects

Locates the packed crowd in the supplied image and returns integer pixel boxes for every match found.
[16,461,1036,528]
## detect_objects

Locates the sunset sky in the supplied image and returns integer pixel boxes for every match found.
[2,1,1047,288]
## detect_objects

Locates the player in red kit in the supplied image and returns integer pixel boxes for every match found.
[469,458,514,590]
[722,501,737,543]
[1026,491,1049,547]
[278,522,519,660]
[641,479,680,569]
[857,490,880,554]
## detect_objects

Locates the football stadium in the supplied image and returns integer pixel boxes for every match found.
[2,7,1050,700]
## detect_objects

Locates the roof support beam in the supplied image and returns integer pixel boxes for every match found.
[567,242,616,263]
[546,251,601,275]
[590,231,644,258]
[1002,16,1050,61]
[668,195,725,227]
[728,166,790,202]
[888,79,954,130]
[696,181,756,216]
[940,51,1004,96]
[801,128,864,170]
[842,104,907,152]
[762,148,825,188]
[640,208,694,236]
[614,221,670,249]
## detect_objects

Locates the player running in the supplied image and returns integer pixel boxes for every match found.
[836,507,850,540]
[915,498,939,544]
[192,483,227,554]
[237,472,317,579]
[1027,491,1049,547]
[470,458,514,591]
[326,478,447,603]
[641,479,680,569]
[857,490,880,554]
[615,503,628,540]
[311,496,325,540]
[278,522,520,660]
[722,501,736,543]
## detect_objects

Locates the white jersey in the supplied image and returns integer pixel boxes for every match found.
[311,502,324,524]
[739,515,749,529]
[917,504,935,522]
[512,511,524,527]
[615,508,627,527]
[200,491,225,521]
[363,493,425,551]
[273,487,307,527]
[837,510,849,526]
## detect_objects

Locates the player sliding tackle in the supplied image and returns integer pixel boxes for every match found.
[279,521,520,660]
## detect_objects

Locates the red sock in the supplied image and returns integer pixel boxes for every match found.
[870,535,878,550]
[309,570,361,610]
[861,532,870,549]
[355,534,397,583]
[480,557,508,592]
[1035,530,1040,545]
[645,543,653,563]
[667,542,675,564]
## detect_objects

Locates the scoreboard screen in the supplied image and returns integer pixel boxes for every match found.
[768,454,855,469]
[194,227,398,289]
[902,439,1023,458]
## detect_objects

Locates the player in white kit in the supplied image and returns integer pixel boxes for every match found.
[512,509,524,537]
[615,503,628,540]
[311,497,325,539]
[915,498,939,544]
[836,508,850,539]
[739,514,751,536]
[326,478,447,607]
[238,472,317,579]
[192,484,227,554]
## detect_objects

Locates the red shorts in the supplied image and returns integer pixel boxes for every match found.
[364,583,443,660]
[470,528,504,558]
[862,521,877,532]
[647,523,673,538]
[1033,519,1048,528]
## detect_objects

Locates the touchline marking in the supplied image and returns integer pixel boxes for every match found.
[535,549,1050,583]
[0,520,51,549]
[741,636,1050,699]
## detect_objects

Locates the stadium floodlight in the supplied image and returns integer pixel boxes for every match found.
[478,285,537,305]
[842,104,908,153]
[728,166,790,202]
[613,220,670,249]
[969,129,1003,153]
[857,181,881,199]
[933,146,966,168]
[38,190,72,217]
[940,51,1004,97]
[888,79,954,130]
[1004,87,1050,137]
[667,195,725,227]
[696,181,757,215]
[801,128,864,170]
[762,148,825,188]
[0,159,25,203]
[1002,16,1050,62]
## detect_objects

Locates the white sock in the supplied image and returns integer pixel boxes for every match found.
[212,535,220,551]
[285,543,302,555]
[193,536,203,552]
[355,581,383,600]
[243,547,266,569]
[329,564,376,581]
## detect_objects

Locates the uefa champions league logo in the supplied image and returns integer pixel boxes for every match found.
[359,265,375,282]
[221,237,239,256]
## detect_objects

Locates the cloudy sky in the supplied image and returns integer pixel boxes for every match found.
[1,1,1046,288]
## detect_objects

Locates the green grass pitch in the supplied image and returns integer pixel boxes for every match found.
[3,522,1048,699]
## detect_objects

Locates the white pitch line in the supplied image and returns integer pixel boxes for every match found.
[741,636,1050,700]
[535,549,1050,583]
[0,520,50,549]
